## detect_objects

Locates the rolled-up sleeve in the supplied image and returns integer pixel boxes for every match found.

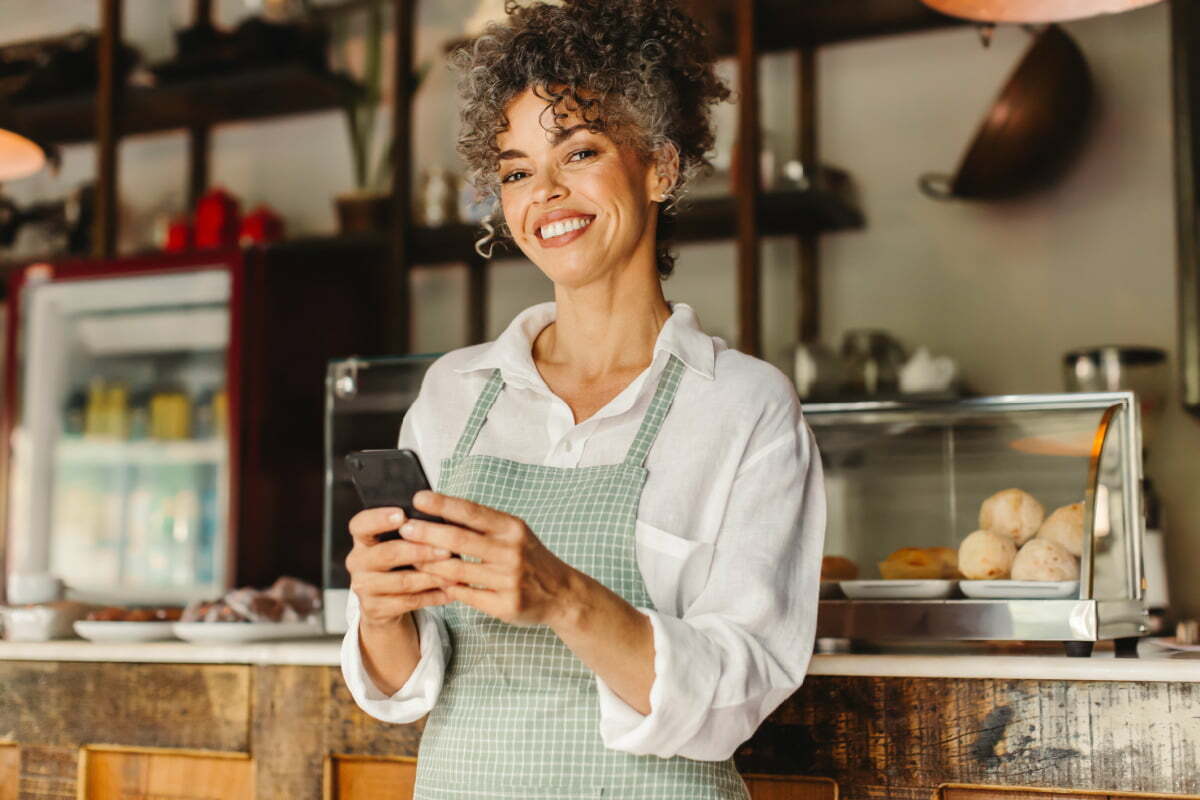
[594,398,826,760]
[340,594,451,723]
[338,389,454,723]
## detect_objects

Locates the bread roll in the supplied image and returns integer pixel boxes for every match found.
[926,546,960,579]
[1037,502,1085,558]
[979,488,1044,545]
[958,529,1018,580]
[1011,538,1080,582]
[821,555,859,581]
[878,547,943,580]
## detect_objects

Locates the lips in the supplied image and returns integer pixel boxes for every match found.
[533,208,594,240]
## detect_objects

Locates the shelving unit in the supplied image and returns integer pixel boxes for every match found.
[0,0,964,355]
[0,64,361,146]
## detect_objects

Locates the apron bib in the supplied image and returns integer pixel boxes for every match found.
[413,355,749,799]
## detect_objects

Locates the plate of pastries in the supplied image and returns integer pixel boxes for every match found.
[821,488,1084,600]
[74,606,184,642]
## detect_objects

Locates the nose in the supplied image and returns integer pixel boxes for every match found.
[530,167,566,205]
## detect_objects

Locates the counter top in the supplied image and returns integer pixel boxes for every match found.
[1,636,1196,680]
[0,636,343,666]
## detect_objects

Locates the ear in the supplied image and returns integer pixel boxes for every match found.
[647,143,680,203]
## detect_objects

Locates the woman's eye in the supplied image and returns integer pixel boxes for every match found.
[568,149,597,163]
[501,170,528,184]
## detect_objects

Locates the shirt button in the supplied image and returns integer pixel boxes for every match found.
[562,439,573,453]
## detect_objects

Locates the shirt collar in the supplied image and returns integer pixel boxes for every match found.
[454,300,716,384]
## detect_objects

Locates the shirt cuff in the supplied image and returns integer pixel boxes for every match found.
[340,598,449,724]
[593,608,722,759]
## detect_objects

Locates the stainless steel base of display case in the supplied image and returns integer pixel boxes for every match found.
[817,599,1148,644]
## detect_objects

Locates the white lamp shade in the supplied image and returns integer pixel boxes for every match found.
[922,0,1161,23]
[0,128,46,181]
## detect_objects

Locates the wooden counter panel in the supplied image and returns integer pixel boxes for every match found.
[330,755,417,800]
[0,744,17,800]
[0,661,250,751]
[744,773,838,799]
[82,747,253,800]
[253,664,326,800]
[938,787,1200,799]
[15,745,75,800]
[325,666,425,757]
[737,677,1200,798]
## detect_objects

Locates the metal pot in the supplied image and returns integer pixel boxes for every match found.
[919,24,1093,200]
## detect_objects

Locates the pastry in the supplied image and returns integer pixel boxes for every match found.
[958,530,1018,580]
[1011,538,1080,582]
[878,547,943,580]
[1037,502,1085,558]
[821,555,859,581]
[926,546,960,579]
[979,488,1044,545]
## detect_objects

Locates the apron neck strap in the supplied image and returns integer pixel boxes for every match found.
[450,368,505,460]
[451,355,686,466]
[622,354,686,468]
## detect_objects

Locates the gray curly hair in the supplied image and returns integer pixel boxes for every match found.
[451,0,730,278]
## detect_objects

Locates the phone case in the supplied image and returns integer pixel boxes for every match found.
[345,449,445,543]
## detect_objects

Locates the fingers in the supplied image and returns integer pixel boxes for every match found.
[400,515,508,566]
[414,491,517,538]
[353,569,455,597]
[357,589,450,621]
[417,555,513,591]
[348,538,452,574]
[348,507,407,545]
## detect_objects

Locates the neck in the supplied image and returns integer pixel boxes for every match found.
[535,268,671,381]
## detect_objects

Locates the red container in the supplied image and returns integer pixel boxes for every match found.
[194,187,241,250]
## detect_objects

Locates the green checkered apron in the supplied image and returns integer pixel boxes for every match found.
[413,354,749,799]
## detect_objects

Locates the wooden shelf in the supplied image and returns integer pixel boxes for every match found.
[690,0,967,55]
[0,64,362,146]
[0,184,863,281]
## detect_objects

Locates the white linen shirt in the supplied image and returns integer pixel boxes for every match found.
[341,301,826,761]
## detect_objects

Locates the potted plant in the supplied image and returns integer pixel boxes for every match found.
[328,0,428,234]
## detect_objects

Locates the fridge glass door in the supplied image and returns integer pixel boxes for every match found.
[8,268,231,605]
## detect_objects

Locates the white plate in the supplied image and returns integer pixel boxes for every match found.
[839,580,959,599]
[74,620,178,643]
[959,580,1080,599]
[172,620,325,644]
[1147,637,1200,652]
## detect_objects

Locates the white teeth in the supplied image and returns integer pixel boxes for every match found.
[539,216,591,240]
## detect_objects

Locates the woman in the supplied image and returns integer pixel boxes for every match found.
[341,1,826,797]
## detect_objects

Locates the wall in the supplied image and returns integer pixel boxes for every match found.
[2,1,1195,618]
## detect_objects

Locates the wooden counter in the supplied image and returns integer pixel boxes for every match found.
[1,639,1198,799]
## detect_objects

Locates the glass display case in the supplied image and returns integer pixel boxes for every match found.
[806,392,1147,656]
[5,265,232,605]
[322,354,437,632]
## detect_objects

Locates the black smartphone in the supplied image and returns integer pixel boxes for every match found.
[345,449,446,545]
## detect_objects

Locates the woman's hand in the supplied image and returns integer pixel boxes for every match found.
[345,507,457,629]
[401,491,580,627]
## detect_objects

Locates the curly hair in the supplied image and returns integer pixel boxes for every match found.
[451,0,730,278]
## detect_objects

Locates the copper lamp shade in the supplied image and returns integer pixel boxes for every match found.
[0,128,46,181]
[921,0,1161,23]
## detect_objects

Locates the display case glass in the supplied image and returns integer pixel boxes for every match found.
[805,392,1146,651]
[6,267,232,605]
[322,354,437,632]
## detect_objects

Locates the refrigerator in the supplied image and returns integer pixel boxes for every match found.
[2,240,391,606]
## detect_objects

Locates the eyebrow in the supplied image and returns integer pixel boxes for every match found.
[497,124,590,162]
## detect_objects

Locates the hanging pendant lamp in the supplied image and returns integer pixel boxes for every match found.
[921,0,1161,23]
[0,128,46,181]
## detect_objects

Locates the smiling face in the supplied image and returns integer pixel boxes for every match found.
[496,87,670,290]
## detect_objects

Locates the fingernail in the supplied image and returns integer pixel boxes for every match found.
[433,548,451,558]
[400,523,416,537]
[414,490,431,503]
[388,511,404,524]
